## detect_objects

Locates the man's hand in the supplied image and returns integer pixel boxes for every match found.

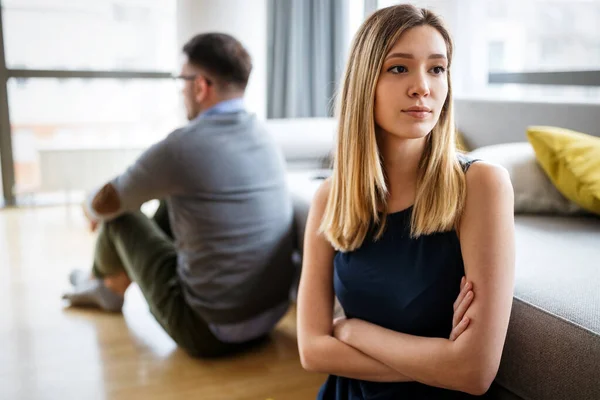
[82,183,122,232]
[82,201,99,232]
[450,276,475,341]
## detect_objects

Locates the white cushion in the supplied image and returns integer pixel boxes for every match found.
[265,118,335,163]
[469,143,583,214]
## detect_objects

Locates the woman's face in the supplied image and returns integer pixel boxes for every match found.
[374,25,449,140]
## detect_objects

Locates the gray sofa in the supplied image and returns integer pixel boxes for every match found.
[275,99,600,400]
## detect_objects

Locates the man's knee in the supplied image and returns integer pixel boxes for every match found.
[102,211,147,237]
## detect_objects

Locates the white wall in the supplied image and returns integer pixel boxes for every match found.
[176,0,268,119]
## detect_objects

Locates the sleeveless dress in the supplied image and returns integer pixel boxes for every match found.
[317,158,480,400]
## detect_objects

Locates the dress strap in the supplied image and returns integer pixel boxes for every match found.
[457,154,481,173]
[462,158,480,173]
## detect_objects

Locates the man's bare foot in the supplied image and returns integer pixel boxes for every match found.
[103,272,131,296]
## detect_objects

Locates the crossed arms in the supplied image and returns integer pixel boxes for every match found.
[297,162,515,395]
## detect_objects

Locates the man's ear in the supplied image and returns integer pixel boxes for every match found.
[193,77,210,103]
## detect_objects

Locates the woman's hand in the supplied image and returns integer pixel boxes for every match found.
[450,276,475,341]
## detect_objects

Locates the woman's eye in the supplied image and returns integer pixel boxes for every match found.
[431,66,446,74]
[388,66,407,74]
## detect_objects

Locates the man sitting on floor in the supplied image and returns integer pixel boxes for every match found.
[62,33,295,358]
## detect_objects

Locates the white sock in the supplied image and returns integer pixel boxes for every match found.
[63,269,124,312]
[69,269,90,286]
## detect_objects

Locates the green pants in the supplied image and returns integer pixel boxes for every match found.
[92,202,266,357]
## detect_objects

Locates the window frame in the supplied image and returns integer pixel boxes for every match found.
[0,3,172,206]
[372,0,600,92]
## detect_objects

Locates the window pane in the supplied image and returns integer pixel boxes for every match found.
[348,0,364,47]
[375,0,600,101]
[2,0,176,71]
[486,0,600,72]
[8,78,183,197]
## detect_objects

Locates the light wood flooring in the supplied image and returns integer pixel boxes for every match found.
[0,206,326,400]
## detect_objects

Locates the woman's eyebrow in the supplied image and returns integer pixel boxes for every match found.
[385,52,447,60]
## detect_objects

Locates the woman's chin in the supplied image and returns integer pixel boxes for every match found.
[388,129,431,141]
[376,123,434,141]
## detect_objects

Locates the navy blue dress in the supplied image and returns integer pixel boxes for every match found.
[317,159,480,400]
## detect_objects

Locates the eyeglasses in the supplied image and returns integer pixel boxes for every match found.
[172,74,213,88]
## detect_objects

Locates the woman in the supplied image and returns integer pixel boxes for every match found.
[297,4,515,399]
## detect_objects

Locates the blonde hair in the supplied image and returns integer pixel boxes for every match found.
[320,4,466,252]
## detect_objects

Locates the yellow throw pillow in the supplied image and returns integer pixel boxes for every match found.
[527,126,600,215]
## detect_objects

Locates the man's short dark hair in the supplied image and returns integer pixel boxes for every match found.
[183,33,252,91]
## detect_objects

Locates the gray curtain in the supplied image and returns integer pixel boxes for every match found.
[267,0,349,118]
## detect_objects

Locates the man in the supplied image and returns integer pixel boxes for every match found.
[63,33,295,358]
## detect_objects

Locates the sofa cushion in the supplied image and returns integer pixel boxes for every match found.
[266,118,336,170]
[495,215,600,400]
[527,126,600,215]
[469,143,583,215]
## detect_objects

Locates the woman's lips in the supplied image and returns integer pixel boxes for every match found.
[402,110,431,119]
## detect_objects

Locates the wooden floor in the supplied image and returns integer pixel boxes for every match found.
[0,206,326,400]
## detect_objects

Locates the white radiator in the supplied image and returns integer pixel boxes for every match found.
[36,117,337,193]
[38,147,145,192]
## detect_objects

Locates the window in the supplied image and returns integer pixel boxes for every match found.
[2,0,176,71]
[348,0,365,49]
[371,0,600,102]
[487,0,600,72]
[488,41,506,71]
[8,78,182,196]
[0,0,179,206]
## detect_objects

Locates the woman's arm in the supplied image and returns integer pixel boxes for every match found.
[334,163,515,395]
[296,179,413,382]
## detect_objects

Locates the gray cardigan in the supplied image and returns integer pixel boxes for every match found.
[110,111,295,324]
